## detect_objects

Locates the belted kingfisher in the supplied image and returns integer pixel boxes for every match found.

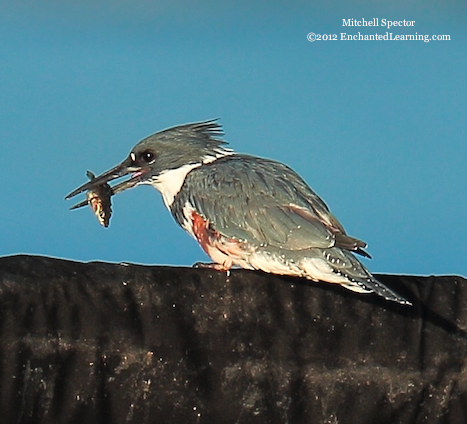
[66,120,410,305]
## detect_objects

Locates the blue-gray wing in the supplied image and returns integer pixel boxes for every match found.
[173,155,367,252]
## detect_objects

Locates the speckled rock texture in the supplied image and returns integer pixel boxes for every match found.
[0,255,466,424]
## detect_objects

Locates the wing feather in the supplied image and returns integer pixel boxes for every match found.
[173,155,367,253]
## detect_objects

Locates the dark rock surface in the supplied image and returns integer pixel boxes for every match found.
[0,254,466,424]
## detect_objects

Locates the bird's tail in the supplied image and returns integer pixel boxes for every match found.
[248,246,411,305]
[297,247,412,306]
[341,278,411,305]
[334,250,411,305]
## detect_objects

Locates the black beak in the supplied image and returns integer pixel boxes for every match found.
[65,157,147,209]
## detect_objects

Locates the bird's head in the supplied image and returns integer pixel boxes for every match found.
[66,120,232,205]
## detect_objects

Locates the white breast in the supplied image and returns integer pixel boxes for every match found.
[149,163,201,209]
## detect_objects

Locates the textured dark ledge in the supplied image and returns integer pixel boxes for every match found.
[0,255,466,424]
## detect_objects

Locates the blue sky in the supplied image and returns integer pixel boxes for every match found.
[1,1,466,276]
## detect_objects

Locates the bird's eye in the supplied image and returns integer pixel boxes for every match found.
[140,150,155,163]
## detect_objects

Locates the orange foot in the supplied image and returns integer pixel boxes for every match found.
[193,262,230,271]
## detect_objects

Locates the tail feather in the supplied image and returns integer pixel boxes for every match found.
[246,246,411,306]
[323,248,411,305]
[342,277,411,305]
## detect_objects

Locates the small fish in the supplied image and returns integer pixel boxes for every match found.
[85,171,113,227]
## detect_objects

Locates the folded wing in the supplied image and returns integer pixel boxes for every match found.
[174,155,369,256]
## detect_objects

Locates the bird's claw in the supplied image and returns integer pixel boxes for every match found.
[193,262,230,271]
